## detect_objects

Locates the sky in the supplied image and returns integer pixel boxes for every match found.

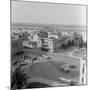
[11,1,86,26]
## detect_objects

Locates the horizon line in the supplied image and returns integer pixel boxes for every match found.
[11,22,86,28]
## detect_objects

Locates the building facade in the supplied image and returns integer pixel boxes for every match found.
[41,38,53,54]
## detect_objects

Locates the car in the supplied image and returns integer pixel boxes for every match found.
[61,64,70,73]
[42,55,51,59]
[82,57,86,60]
[32,56,38,61]
[59,77,71,84]
[59,77,77,86]
[38,56,43,60]
[42,55,48,58]
[20,63,28,66]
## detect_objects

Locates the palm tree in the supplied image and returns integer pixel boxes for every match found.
[11,66,29,90]
[11,51,29,90]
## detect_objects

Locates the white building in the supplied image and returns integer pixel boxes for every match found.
[48,39,53,54]
[23,40,37,48]
[62,32,69,36]
[11,30,22,40]
[48,31,59,39]
[79,58,86,85]
[37,38,42,47]
[27,30,42,48]
[41,38,53,54]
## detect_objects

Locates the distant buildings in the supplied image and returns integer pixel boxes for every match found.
[11,24,87,86]
[23,40,37,48]
[11,29,75,55]
[38,31,48,38]
[48,31,59,39]
[61,32,69,36]
[11,24,86,55]
[26,31,42,48]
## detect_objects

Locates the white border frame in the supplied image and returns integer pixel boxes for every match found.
[0,0,89,90]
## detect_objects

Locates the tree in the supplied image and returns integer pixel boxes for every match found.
[71,40,74,46]
[67,40,72,48]
[11,66,29,90]
[61,43,67,49]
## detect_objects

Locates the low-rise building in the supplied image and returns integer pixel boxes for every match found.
[62,32,69,36]
[27,30,42,47]
[48,31,59,39]
[23,40,37,49]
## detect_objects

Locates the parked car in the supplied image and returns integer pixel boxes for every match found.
[32,56,38,61]
[59,77,77,86]
[59,77,71,84]
[42,55,51,60]
[19,60,28,66]
[61,64,70,73]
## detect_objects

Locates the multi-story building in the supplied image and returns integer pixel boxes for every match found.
[72,32,83,47]
[40,33,73,54]
[11,38,23,56]
[41,38,53,54]
[53,35,73,52]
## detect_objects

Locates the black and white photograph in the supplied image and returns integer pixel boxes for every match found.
[11,0,87,89]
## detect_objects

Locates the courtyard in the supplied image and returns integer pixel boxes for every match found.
[22,52,80,84]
